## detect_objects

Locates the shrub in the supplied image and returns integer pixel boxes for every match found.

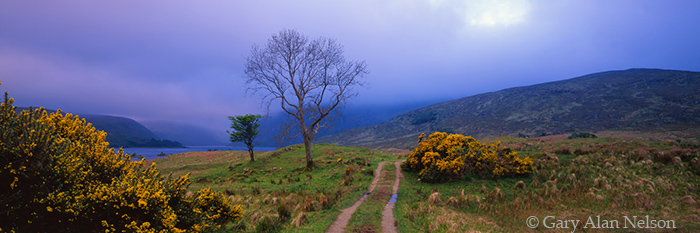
[436,126,455,134]
[410,111,436,125]
[554,146,572,155]
[690,157,700,175]
[0,92,242,232]
[401,132,533,183]
[255,215,280,232]
[401,132,474,182]
[464,142,533,178]
[277,202,291,223]
[567,132,597,139]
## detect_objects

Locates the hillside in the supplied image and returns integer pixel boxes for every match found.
[15,107,183,148]
[81,114,184,148]
[253,101,437,147]
[319,68,700,149]
[141,120,227,146]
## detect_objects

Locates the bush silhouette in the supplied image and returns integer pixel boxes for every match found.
[410,111,437,125]
[567,132,597,139]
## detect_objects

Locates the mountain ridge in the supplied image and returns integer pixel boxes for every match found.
[251,101,439,147]
[141,120,227,146]
[318,68,700,148]
[15,107,184,148]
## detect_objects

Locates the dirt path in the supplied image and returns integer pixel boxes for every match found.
[381,160,404,233]
[325,161,388,233]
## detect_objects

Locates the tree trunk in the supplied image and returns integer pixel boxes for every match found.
[302,133,316,171]
[248,148,255,162]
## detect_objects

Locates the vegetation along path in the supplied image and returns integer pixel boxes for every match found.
[326,161,389,233]
[381,160,404,233]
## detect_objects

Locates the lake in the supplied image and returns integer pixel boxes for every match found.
[118,146,278,161]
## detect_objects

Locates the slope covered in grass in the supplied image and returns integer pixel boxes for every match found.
[16,107,184,148]
[147,144,395,232]
[395,136,700,232]
[320,69,700,149]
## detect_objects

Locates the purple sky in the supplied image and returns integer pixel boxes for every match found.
[2,0,700,136]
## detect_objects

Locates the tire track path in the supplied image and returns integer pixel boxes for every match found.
[381,160,404,233]
[325,161,388,233]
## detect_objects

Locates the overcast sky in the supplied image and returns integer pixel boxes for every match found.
[2,0,699,134]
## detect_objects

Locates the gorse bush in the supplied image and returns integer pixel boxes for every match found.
[401,132,474,182]
[0,91,242,233]
[401,132,533,183]
[464,142,533,178]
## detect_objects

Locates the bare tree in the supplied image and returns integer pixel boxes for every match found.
[244,29,368,170]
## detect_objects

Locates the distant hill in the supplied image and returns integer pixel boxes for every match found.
[318,69,700,149]
[15,107,183,148]
[141,120,227,146]
[252,101,438,147]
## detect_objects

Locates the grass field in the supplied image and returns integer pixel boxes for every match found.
[395,135,700,232]
[147,143,395,232]
[146,134,700,232]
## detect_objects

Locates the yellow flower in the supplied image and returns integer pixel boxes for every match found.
[138,199,147,207]
[1,94,243,232]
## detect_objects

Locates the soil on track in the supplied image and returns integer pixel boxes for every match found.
[380,160,403,233]
[326,160,405,233]
[326,161,387,233]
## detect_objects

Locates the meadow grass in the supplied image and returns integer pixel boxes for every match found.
[148,136,700,232]
[395,136,700,232]
[149,143,394,232]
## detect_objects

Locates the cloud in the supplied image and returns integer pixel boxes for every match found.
[1,0,700,136]
[0,45,258,128]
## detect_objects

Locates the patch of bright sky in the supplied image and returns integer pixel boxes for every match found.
[429,0,532,27]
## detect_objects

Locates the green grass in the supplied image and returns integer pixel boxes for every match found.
[149,143,394,232]
[148,137,700,232]
[346,163,396,232]
[395,137,700,232]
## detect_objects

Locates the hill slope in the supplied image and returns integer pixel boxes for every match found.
[80,114,183,148]
[16,107,183,148]
[252,101,436,147]
[319,69,700,148]
[141,120,227,146]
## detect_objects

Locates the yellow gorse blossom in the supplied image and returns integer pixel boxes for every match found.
[401,132,533,182]
[0,90,242,232]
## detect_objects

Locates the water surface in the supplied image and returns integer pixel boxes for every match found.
[117,146,277,161]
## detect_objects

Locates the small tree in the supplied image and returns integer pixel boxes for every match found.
[244,29,368,170]
[227,114,262,162]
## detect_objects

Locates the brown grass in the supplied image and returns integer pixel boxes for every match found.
[428,192,442,204]
[291,212,306,227]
